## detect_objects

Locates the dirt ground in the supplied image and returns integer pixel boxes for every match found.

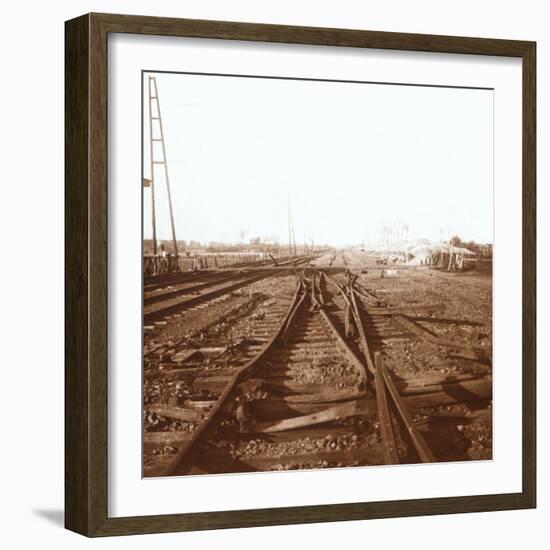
[143,250,493,473]
[316,249,493,462]
[143,275,299,474]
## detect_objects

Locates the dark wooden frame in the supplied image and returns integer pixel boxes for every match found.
[65,12,536,537]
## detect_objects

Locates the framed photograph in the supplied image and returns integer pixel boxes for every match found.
[65,13,536,536]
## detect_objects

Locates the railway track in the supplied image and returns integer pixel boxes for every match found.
[144,270,283,326]
[144,269,281,307]
[144,269,236,293]
[144,255,315,293]
[144,270,241,302]
[145,256,318,306]
[144,269,467,477]
[144,256,320,326]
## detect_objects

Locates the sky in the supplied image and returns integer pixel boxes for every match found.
[143,71,493,247]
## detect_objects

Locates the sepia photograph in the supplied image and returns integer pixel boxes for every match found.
[142,70,493,478]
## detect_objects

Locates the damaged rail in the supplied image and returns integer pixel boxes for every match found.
[145,267,492,476]
[155,272,404,475]
[324,271,435,464]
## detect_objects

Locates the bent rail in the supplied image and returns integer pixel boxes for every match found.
[162,276,307,476]
[348,275,436,464]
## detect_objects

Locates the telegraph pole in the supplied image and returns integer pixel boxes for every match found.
[288,200,297,256]
[148,75,179,261]
[288,202,292,256]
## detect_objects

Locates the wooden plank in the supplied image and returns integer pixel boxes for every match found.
[395,373,481,388]
[250,397,377,420]
[182,400,216,410]
[398,377,492,397]
[145,366,239,381]
[147,405,204,422]
[244,377,490,407]
[261,378,358,392]
[416,410,484,420]
[252,400,372,433]
[144,431,193,446]
[143,368,196,381]
[404,384,492,409]
[193,346,228,354]
[246,379,362,398]
[171,349,201,363]
[367,303,446,316]
[276,390,367,404]
[192,376,232,392]
[371,336,412,344]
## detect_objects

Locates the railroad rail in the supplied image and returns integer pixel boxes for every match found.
[144,254,317,290]
[143,266,492,476]
[144,270,282,326]
[143,255,322,325]
[321,271,435,463]
[145,269,278,306]
[165,271,383,475]
[144,270,240,297]
[145,254,320,306]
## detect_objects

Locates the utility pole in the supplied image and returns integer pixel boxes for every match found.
[288,200,297,256]
[148,75,179,261]
[291,214,297,256]
[288,202,292,256]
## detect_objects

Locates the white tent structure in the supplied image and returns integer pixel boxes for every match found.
[404,241,474,265]
[370,239,475,268]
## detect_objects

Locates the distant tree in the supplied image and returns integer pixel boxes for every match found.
[449,236,485,255]
[450,235,463,247]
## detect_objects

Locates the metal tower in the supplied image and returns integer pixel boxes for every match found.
[146,75,179,259]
